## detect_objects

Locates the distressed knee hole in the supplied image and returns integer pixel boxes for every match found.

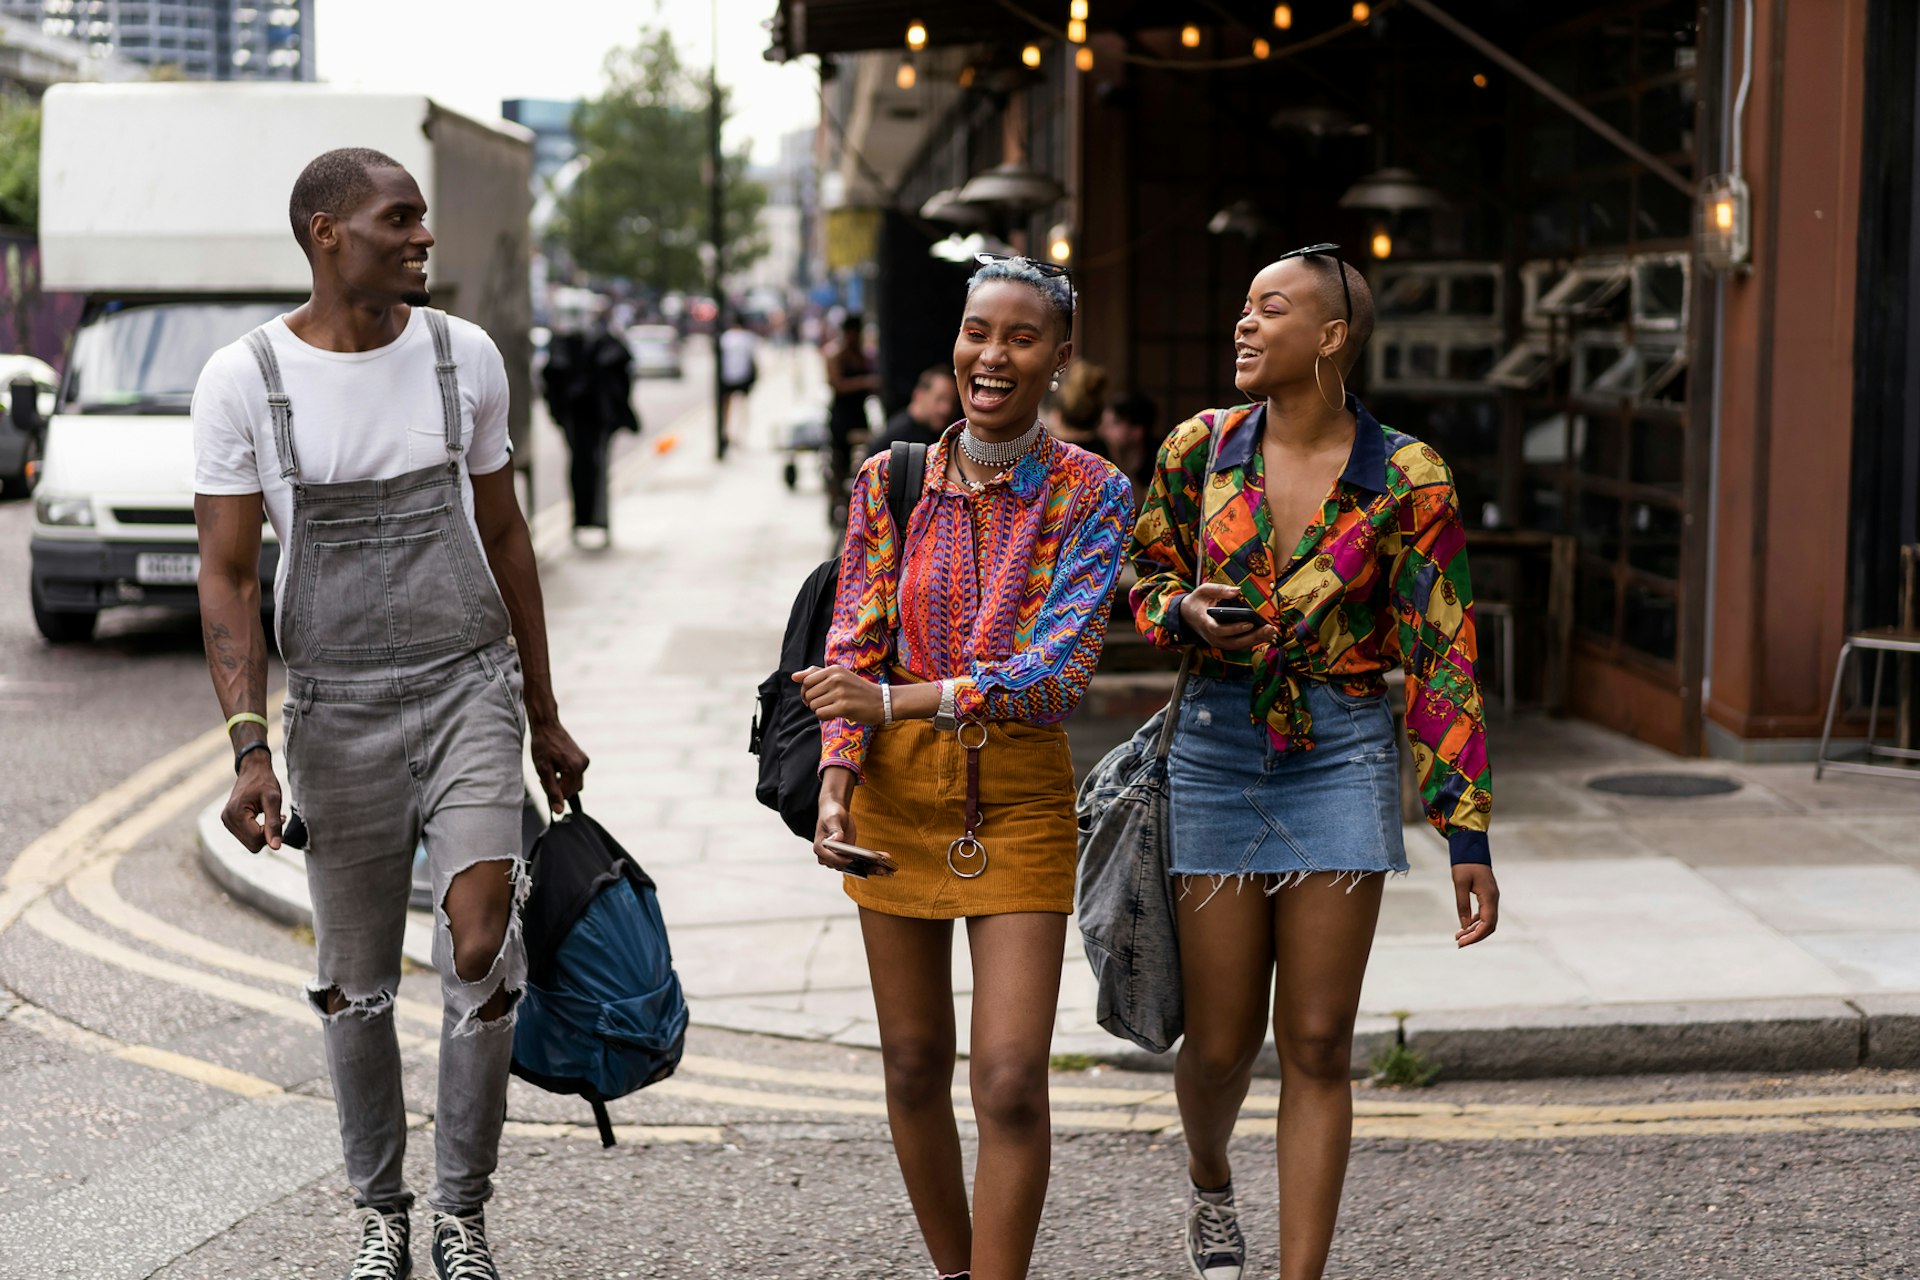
[307,983,393,1022]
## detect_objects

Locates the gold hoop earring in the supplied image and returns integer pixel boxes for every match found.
[1313,354,1346,413]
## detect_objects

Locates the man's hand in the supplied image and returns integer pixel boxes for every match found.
[1453,864,1499,947]
[792,665,886,724]
[530,720,589,814]
[223,752,284,853]
[1179,583,1280,651]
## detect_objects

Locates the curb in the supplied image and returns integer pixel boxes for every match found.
[198,806,1920,1081]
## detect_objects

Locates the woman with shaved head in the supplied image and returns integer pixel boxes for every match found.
[1129,246,1500,1280]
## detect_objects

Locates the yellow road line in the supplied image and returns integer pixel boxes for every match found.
[67,852,447,1032]
[9,1001,283,1098]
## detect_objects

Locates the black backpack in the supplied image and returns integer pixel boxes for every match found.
[751,440,927,838]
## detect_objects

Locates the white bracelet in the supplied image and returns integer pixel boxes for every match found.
[881,681,894,725]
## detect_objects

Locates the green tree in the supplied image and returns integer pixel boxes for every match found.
[556,27,768,292]
[0,97,41,232]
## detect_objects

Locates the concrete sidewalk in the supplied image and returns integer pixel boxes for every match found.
[201,343,1920,1079]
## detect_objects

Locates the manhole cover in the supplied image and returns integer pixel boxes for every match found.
[1586,771,1743,798]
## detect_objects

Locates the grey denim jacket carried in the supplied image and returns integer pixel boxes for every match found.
[1074,656,1192,1055]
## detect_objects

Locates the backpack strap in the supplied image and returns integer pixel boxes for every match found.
[886,440,928,537]
[590,1098,617,1148]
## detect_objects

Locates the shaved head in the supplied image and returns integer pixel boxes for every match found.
[1284,255,1375,374]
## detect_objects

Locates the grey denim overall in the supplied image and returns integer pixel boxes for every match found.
[245,309,528,1216]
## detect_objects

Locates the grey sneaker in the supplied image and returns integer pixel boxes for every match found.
[1185,1182,1245,1280]
[429,1210,499,1280]
[347,1207,411,1280]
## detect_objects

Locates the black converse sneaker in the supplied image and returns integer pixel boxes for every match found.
[1185,1181,1245,1280]
[430,1210,501,1280]
[347,1207,411,1280]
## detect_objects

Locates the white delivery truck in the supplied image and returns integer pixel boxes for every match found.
[19,83,533,642]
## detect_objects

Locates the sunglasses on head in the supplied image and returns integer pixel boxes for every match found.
[1274,242,1352,324]
[975,251,1072,280]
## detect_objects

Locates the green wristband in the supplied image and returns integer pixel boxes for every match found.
[225,712,270,735]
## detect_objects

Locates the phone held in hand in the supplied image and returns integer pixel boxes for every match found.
[823,838,899,878]
[1206,605,1265,628]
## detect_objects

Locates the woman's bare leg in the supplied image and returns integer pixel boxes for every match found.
[1270,874,1384,1280]
[861,907,972,1274]
[964,911,1068,1280]
[1173,877,1276,1189]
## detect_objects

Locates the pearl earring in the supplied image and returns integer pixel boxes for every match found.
[1049,376,1061,392]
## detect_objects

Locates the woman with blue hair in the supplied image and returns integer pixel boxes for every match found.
[793,254,1134,1280]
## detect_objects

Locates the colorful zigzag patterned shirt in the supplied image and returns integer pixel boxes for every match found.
[821,422,1134,777]
[1129,398,1493,865]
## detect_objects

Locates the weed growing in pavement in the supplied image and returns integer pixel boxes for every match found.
[1049,1053,1102,1072]
[1368,1010,1440,1088]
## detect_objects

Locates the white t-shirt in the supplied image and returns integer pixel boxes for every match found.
[719,326,759,386]
[192,309,512,612]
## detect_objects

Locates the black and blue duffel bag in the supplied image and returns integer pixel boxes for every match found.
[510,796,688,1146]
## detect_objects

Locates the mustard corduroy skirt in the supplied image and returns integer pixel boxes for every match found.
[846,718,1078,919]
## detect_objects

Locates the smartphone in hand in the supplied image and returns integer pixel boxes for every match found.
[1206,605,1265,628]
[823,838,899,878]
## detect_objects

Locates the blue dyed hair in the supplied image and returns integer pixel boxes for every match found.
[964,258,1076,339]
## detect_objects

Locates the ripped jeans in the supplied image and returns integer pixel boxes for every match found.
[285,641,529,1216]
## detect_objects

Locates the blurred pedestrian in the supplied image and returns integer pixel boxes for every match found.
[865,366,959,458]
[1129,246,1498,1280]
[794,255,1133,1280]
[541,304,637,547]
[718,311,760,456]
[1047,360,1107,457]
[824,312,880,513]
[1098,391,1161,509]
[192,147,589,1280]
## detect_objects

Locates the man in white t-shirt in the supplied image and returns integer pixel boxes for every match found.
[193,147,587,1280]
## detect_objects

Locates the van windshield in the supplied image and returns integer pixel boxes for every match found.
[63,301,286,414]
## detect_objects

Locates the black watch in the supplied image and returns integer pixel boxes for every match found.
[233,740,272,774]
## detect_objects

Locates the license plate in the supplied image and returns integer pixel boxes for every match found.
[134,552,200,585]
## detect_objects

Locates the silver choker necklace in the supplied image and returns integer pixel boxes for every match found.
[959,419,1046,469]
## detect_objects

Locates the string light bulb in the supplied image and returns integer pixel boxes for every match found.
[905,19,926,51]
[1075,46,1094,71]
[896,60,916,89]
[1067,17,1086,42]
[958,65,976,87]
[1021,43,1042,68]
[1370,229,1393,259]
[1070,0,1088,18]
[1252,37,1270,59]
[1180,24,1201,47]
[1048,223,1073,263]
[1352,2,1371,20]
[1473,72,1488,88]
[1274,4,1292,29]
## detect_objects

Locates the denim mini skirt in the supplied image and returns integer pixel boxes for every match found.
[1165,674,1408,881]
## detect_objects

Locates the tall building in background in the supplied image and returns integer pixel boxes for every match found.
[501,98,580,191]
[0,1,315,81]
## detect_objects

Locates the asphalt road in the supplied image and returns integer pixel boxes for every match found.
[3,348,1919,1278]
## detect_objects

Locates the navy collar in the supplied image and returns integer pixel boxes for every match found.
[1209,395,1390,495]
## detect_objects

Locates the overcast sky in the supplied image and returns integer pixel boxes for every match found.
[313,0,818,165]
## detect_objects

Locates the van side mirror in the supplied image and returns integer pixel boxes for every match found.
[9,377,46,441]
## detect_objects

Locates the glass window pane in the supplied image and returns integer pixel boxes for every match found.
[1448,274,1498,318]
[1636,176,1694,241]
[1625,501,1684,578]
[1629,418,1686,489]
[1623,584,1678,661]
[1577,564,1618,638]
[1577,490,1623,560]
[1378,274,1439,318]
[1580,416,1626,479]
